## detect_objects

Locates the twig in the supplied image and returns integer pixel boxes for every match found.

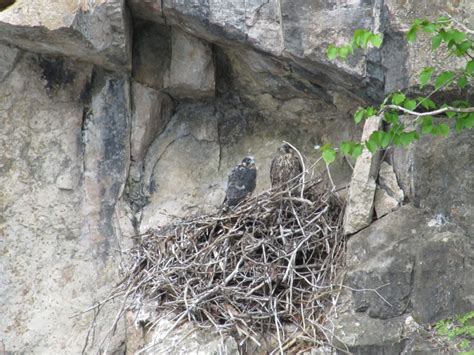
[383,104,474,117]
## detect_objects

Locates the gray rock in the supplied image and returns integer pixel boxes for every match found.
[128,0,165,23]
[164,28,215,98]
[128,314,239,354]
[333,312,406,355]
[0,0,131,71]
[411,230,474,324]
[344,116,382,235]
[162,0,373,81]
[374,187,400,219]
[378,161,404,203]
[132,20,171,90]
[0,53,127,353]
[82,70,131,258]
[392,123,474,234]
[131,82,174,162]
[0,42,18,82]
[346,205,474,323]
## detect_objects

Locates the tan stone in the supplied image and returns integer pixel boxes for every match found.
[378,161,404,203]
[164,27,215,98]
[0,52,128,353]
[374,187,400,219]
[344,115,382,235]
[0,0,131,71]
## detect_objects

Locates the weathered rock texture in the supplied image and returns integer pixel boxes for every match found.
[0,0,131,71]
[0,0,473,353]
[392,126,474,234]
[343,115,382,235]
[164,27,215,98]
[374,161,403,218]
[338,205,474,351]
[0,50,129,352]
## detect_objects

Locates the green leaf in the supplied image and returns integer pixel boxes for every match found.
[384,111,399,124]
[419,67,434,88]
[458,76,468,89]
[340,141,352,155]
[352,29,365,47]
[455,41,471,56]
[392,92,406,105]
[365,106,376,117]
[421,116,433,134]
[465,113,474,129]
[327,45,338,60]
[406,26,418,42]
[354,108,365,124]
[404,99,417,111]
[400,132,414,146]
[369,131,382,146]
[436,16,450,24]
[422,22,436,33]
[365,140,378,153]
[456,117,465,132]
[320,143,332,151]
[418,97,436,110]
[352,144,363,158]
[446,110,456,118]
[361,31,373,48]
[434,123,450,137]
[322,148,337,164]
[380,131,391,148]
[466,60,474,74]
[450,30,466,43]
[435,71,454,89]
[339,45,351,60]
[431,34,443,50]
[369,34,383,48]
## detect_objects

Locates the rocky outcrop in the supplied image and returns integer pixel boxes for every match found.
[392,126,474,235]
[0,0,131,71]
[0,50,128,352]
[336,205,474,351]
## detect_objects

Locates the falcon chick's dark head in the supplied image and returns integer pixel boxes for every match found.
[241,156,256,168]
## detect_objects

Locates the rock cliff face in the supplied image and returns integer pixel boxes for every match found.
[0,0,473,353]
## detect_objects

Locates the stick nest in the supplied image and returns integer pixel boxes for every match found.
[113,175,347,352]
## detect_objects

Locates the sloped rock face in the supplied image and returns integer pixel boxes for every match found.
[392,127,474,234]
[338,205,474,352]
[0,49,130,353]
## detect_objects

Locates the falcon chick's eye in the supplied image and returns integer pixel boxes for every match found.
[242,156,255,167]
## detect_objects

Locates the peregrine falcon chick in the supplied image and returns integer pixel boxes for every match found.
[270,143,302,192]
[223,156,257,210]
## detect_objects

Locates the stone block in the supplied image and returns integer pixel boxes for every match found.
[346,205,474,324]
[164,27,215,98]
[374,187,400,219]
[343,115,382,235]
[0,0,131,71]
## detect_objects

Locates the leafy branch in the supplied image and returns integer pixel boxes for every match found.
[321,16,474,164]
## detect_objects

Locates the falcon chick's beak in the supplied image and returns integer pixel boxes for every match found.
[248,156,256,167]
